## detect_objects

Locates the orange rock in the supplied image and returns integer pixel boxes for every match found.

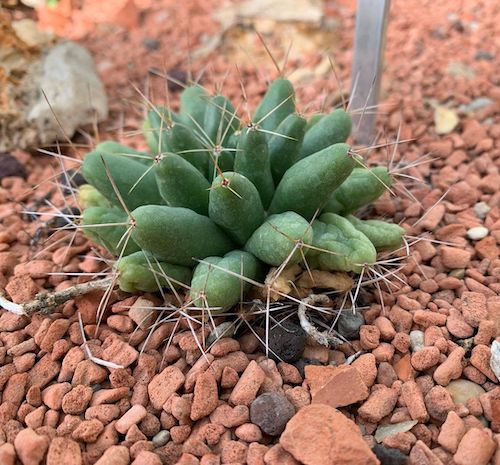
[209,338,240,357]
[62,385,93,415]
[433,347,465,386]
[264,444,300,465]
[247,442,268,465]
[393,354,413,381]
[461,292,488,328]
[220,440,248,464]
[360,325,381,349]
[351,353,378,387]
[425,386,455,422]
[220,366,239,389]
[437,411,466,453]
[209,404,249,428]
[191,370,219,420]
[419,204,445,231]
[0,443,15,465]
[409,440,444,465]
[101,334,138,369]
[280,404,379,465]
[454,428,496,465]
[401,380,428,422]
[284,386,311,410]
[304,365,337,394]
[487,296,500,337]
[115,405,147,434]
[234,423,262,443]
[411,346,441,371]
[148,366,185,410]
[132,450,162,465]
[14,428,49,465]
[470,345,498,382]
[358,386,398,423]
[72,419,104,443]
[229,360,265,406]
[475,236,499,261]
[277,362,302,384]
[306,365,368,408]
[42,383,72,410]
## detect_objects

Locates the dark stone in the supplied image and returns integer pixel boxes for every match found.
[47,207,81,230]
[59,169,86,195]
[294,358,322,378]
[167,69,188,91]
[337,310,365,339]
[455,337,474,355]
[0,152,26,180]
[372,444,408,465]
[250,393,295,436]
[143,38,161,51]
[475,50,494,61]
[265,320,306,363]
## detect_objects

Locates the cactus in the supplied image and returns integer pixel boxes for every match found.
[78,78,405,311]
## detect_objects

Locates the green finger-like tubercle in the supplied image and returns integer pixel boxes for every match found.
[209,172,265,246]
[91,141,153,164]
[131,205,235,266]
[268,143,355,220]
[116,251,192,293]
[253,78,295,133]
[308,213,377,273]
[81,207,140,256]
[347,215,405,252]
[203,95,240,146]
[245,211,313,266]
[268,113,307,184]
[179,85,211,129]
[299,109,352,159]
[305,113,325,131]
[234,125,275,209]
[82,150,163,211]
[78,184,111,209]
[324,166,392,215]
[190,250,263,312]
[154,152,210,215]
[142,107,179,154]
[164,123,210,178]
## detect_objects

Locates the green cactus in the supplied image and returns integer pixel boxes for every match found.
[78,78,405,311]
[78,184,110,209]
[308,213,377,273]
[81,207,140,256]
[190,250,263,311]
[246,212,313,266]
[323,166,392,215]
[116,251,192,293]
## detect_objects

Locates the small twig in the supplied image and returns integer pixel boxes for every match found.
[0,278,114,316]
[297,294,344,348]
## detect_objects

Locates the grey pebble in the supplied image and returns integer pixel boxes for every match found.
[152,430,171,447]
[474,201,491,220]
[250,392,295,436]
[409,330,425,352]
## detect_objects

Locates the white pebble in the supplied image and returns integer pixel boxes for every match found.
[490,340,500,381]
[474,202,490,219]
[410,330,425,352]
[466,226,489,240]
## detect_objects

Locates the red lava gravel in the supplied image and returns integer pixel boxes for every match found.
[1,0,500,464]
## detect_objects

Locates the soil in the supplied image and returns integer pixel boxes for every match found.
[0,1,499,465]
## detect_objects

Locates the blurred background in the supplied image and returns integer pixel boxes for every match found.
[1,0,498,157]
